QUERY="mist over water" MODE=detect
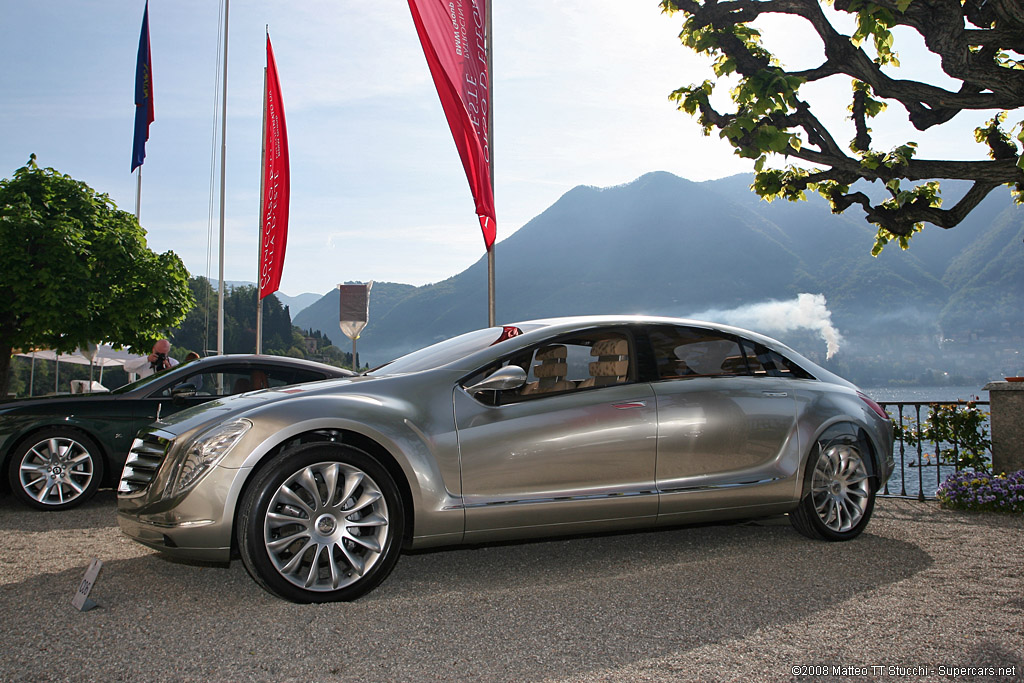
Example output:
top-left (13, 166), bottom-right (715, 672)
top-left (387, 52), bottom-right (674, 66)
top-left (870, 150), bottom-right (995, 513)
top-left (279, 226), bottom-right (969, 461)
top-left (688, 293), bottom-right (843, 359)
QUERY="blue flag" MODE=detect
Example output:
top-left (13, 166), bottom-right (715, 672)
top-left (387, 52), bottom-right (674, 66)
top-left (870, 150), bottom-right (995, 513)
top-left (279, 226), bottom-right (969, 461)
top-left (132, 1), bottom-right (154, 172)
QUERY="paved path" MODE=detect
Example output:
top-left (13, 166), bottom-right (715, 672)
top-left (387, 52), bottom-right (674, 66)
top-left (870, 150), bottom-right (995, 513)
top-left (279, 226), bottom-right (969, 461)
top-left (0, 493), bottom-right (1020, 682)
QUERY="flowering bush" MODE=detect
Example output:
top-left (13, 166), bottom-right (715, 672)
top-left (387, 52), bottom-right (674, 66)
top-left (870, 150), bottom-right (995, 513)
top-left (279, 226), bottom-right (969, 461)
top-left (896, 401), bottom-right (992, 473)
top-left (936, 470), bottom-right (1024, 514)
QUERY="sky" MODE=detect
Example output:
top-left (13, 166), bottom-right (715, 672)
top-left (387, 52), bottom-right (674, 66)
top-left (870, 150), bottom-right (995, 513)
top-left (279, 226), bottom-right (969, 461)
top-left (0, 1), bottom-right (997, 297)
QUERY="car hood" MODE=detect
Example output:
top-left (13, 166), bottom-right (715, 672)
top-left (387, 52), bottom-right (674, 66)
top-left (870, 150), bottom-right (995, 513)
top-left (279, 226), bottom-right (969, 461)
top-left (146, 374), bottom-right (385, 436)
top-left (0, 393), bottom-right (120, 414)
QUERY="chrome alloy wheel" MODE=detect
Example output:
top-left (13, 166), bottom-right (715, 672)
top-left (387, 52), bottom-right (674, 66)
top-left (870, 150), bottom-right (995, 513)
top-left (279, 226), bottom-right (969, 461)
top-left (263, 461), bottom-right (390, 592)
top-left (810, 444), bottom-right (871, 533)
top-left (18, 436), bottom-right (96, 506)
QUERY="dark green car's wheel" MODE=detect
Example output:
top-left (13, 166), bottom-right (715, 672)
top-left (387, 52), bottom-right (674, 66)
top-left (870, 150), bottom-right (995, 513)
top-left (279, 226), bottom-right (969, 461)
top-left (790, 436), bottom-right (875, 541)
top-left (8, 428), bottom-right (105, 511)
top-left (237, 442), bottom-right (404, 603)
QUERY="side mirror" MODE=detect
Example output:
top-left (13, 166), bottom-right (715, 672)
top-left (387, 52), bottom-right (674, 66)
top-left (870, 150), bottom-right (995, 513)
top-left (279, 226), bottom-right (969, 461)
top-left (465, 365), bottom-right (527, 394)
top-left (171, 383), bottom-right (198, 402)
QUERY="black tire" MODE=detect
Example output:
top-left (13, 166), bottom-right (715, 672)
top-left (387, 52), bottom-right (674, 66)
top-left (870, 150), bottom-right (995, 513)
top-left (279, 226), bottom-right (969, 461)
top-left (790, 435), bottom-right (875, 541)
top-left (237, 442), bottom-right (404, 603)
top-left (7, 428), bottom-right (105, 511)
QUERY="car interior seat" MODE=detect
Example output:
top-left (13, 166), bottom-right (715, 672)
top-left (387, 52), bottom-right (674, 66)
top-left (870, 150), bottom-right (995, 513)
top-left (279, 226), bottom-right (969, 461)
top-left (579, 338), bottom-right (629, 388)
top-left (521, 344), bottom-right (576, 395)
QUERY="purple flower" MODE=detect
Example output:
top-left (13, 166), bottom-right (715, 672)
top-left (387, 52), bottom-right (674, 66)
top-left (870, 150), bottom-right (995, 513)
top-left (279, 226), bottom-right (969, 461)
top-left (937, 469), bottom-right (1024, 514)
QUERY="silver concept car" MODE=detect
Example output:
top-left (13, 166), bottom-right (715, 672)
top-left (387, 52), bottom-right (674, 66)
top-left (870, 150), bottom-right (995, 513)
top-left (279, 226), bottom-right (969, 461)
top-left (117, 316), bottom-right (894, 603)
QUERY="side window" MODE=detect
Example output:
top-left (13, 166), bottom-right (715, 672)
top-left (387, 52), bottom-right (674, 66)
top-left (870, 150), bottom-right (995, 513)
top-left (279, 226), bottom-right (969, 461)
top-left (222, 370), bottom-right (265, 394)
top-left (159, 370), bottom-right (228, 397)
top-left (161, 367), bottom-right (294, 397)
top-left (737, 340), bottom-right (770, 376)
top-left (273, 368), bottom-right (331, 386)
top-left (466, 330), bottom-right (634, 404)
top-left (773, 352), bottom-right (814, 379)
top-left (738, 341), bottom-right (815, 379)
top-left (650, 326), bottom-right (747, 379)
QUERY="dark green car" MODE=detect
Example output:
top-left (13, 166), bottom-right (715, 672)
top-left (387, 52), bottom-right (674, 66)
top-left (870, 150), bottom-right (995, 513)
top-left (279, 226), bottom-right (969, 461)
top-left (1, 355), bottom-right (353, 510)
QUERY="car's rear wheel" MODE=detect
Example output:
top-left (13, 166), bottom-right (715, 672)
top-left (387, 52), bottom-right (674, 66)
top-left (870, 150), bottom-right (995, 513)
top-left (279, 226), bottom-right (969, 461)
top-left (790, 436), bottom-right (875, 541)
top-left (237, 442), bottom-right (404, 603)
top-left (7, 428), bottom-right (105, 511)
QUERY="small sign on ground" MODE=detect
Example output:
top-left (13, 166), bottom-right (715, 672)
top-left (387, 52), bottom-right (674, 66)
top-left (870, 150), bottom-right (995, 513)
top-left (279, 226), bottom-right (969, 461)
top-left (72, 558), bottom-right (103, 612)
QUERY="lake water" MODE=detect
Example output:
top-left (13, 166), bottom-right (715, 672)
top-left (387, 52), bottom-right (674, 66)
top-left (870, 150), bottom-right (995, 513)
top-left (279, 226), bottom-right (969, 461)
top-left (862, 385), bottom-right (989, 403)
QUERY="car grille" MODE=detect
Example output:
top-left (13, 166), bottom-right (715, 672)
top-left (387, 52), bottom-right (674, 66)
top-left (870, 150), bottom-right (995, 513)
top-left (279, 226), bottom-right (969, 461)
top-left (118, 431), bottom-right (174, 496)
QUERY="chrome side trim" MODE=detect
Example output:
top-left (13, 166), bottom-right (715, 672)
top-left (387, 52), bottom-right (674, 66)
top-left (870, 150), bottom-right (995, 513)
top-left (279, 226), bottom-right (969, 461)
top-left (460, 489), bottom-right (658, 509)
top-left (660, 477), bottom-right (782, 494)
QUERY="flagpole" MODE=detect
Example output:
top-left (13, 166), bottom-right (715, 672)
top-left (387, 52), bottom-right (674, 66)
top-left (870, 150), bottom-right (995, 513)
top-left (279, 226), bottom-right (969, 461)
top-left (131, 0), bottom-right (151, 223)
top-left (486, 0), bottom-right (495, 328)
top-left (134, 168), bottom-right (142, 222)
top-left (217, 0), bottom-right (230, 356)
top-left (256, 36), bottom-right (268, 355)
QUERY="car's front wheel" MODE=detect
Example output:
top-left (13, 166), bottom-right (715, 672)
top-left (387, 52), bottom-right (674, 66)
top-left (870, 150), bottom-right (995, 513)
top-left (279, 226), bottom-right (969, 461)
top-left (790, 436), bottom-right (875, 541)
top-left (7, 428), bottom-right (105, 511)
top-left (237, 442), bottom-right (404, 603)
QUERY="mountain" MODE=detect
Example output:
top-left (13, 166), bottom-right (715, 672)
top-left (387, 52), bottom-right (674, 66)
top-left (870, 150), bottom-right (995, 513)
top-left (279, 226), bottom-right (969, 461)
top-left (274, 292), bottom-right (321, 317)
top-left (293, 172), bottom-right (1024, 383)
top-left (207, 279), bottom-right (320, 317)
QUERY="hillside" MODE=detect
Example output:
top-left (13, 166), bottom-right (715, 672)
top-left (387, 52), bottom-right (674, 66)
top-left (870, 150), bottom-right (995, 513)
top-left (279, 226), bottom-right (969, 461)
top-left (293, 172), bottom-right (1024, 383)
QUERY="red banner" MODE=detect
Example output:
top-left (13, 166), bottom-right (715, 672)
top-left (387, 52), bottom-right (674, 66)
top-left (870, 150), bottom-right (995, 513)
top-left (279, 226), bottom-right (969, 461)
top-left (408, 0), bottom-right (496, 250)
top-left (259, 34), bottom-right (290, 300)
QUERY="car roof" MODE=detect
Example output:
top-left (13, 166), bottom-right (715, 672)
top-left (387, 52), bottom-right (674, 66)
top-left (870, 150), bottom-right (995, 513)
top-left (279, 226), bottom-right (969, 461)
top-left (179, 354), bottom-right (352, 374)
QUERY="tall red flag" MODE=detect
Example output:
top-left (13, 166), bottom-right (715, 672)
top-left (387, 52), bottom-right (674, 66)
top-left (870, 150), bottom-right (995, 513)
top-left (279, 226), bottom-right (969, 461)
top-left (408, 0), bottom-right (496, 250)
top-left (259, 34), bottom-right (290, 300)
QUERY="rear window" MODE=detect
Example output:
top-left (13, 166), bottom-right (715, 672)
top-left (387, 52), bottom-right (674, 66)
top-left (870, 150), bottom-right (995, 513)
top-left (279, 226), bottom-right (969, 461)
top-left (650, 326), bottom-right (746, 378)
top-left (650, 325), bottom-right (814, 380)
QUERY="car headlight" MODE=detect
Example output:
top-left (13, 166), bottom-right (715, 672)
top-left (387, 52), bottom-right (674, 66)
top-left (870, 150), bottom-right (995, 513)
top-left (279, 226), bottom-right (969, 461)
top-left (168, 419), bottom-right (252, 497)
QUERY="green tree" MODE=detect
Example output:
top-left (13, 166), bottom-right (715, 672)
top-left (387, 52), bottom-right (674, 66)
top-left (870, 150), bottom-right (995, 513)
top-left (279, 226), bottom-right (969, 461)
top-left (169, 276), bottom-right (218, 356)
top-left (169, 278), bottom-right (296, 356)
top-left (662, 0), bottom-right (1024, 253)
top-left (221, 284), bottom-right (293, 354)
top-left (0, 156), bottom-right (194, 397)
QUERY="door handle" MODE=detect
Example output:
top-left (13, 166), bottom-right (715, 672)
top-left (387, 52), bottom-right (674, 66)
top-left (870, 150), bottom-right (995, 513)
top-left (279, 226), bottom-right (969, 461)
top-left (762, 391), bottom-right (788, 398)
top-left (612, 401), bottom-right (647, 409)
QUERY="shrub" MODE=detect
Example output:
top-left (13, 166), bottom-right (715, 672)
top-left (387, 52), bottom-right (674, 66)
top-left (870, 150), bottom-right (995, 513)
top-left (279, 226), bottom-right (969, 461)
top-left (936, 470), bottom-right (1024, 514)
top-left (895, 401), bottom-right (992, 473)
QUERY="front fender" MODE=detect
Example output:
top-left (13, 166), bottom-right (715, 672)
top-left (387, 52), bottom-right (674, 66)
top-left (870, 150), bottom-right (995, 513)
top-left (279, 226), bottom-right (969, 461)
top-left (0, 415), bottom-right (109, 468)
top-left (220, 392), bottom-right (464, 543)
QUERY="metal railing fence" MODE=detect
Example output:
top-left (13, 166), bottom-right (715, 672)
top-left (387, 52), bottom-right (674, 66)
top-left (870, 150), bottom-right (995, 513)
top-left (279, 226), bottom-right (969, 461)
top-left (878, 400), bottom-right (990, 501)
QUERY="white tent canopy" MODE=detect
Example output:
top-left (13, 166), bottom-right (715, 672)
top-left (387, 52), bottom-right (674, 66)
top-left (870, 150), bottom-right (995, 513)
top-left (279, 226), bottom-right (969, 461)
top-left (14, 344), bottom-right (145, 396)
top-left (16, 345), bottom-right (138, 367)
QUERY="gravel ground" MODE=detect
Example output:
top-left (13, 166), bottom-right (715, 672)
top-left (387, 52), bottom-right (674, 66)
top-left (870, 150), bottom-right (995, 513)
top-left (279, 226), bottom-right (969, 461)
top-left (0, 491), bottom-right (1020, 683)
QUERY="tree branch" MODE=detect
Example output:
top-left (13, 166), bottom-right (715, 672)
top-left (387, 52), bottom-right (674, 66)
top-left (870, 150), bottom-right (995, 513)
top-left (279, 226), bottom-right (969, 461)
top-left (663, 0), bottom-right (1024, 244)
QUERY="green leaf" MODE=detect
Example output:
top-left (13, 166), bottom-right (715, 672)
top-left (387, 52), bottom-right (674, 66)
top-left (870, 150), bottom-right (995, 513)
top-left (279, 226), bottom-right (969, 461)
top-left (0, 158), bottom-right (195, 370)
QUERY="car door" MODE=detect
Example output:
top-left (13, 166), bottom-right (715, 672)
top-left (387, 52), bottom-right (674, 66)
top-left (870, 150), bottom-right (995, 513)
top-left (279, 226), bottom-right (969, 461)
top-left (454, 328), bottom-right (658, 540)
top-left (127, 364), bottom-right (271, 442)
top-left (647, 324), bottom-right (802, 522)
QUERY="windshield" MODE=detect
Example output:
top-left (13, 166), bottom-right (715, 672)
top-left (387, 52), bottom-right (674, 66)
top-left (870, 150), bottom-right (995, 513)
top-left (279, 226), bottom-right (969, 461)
top-left (109, 361), bottom-right (196, 394)
top-left (367, 325), bottom-right (538, 376)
